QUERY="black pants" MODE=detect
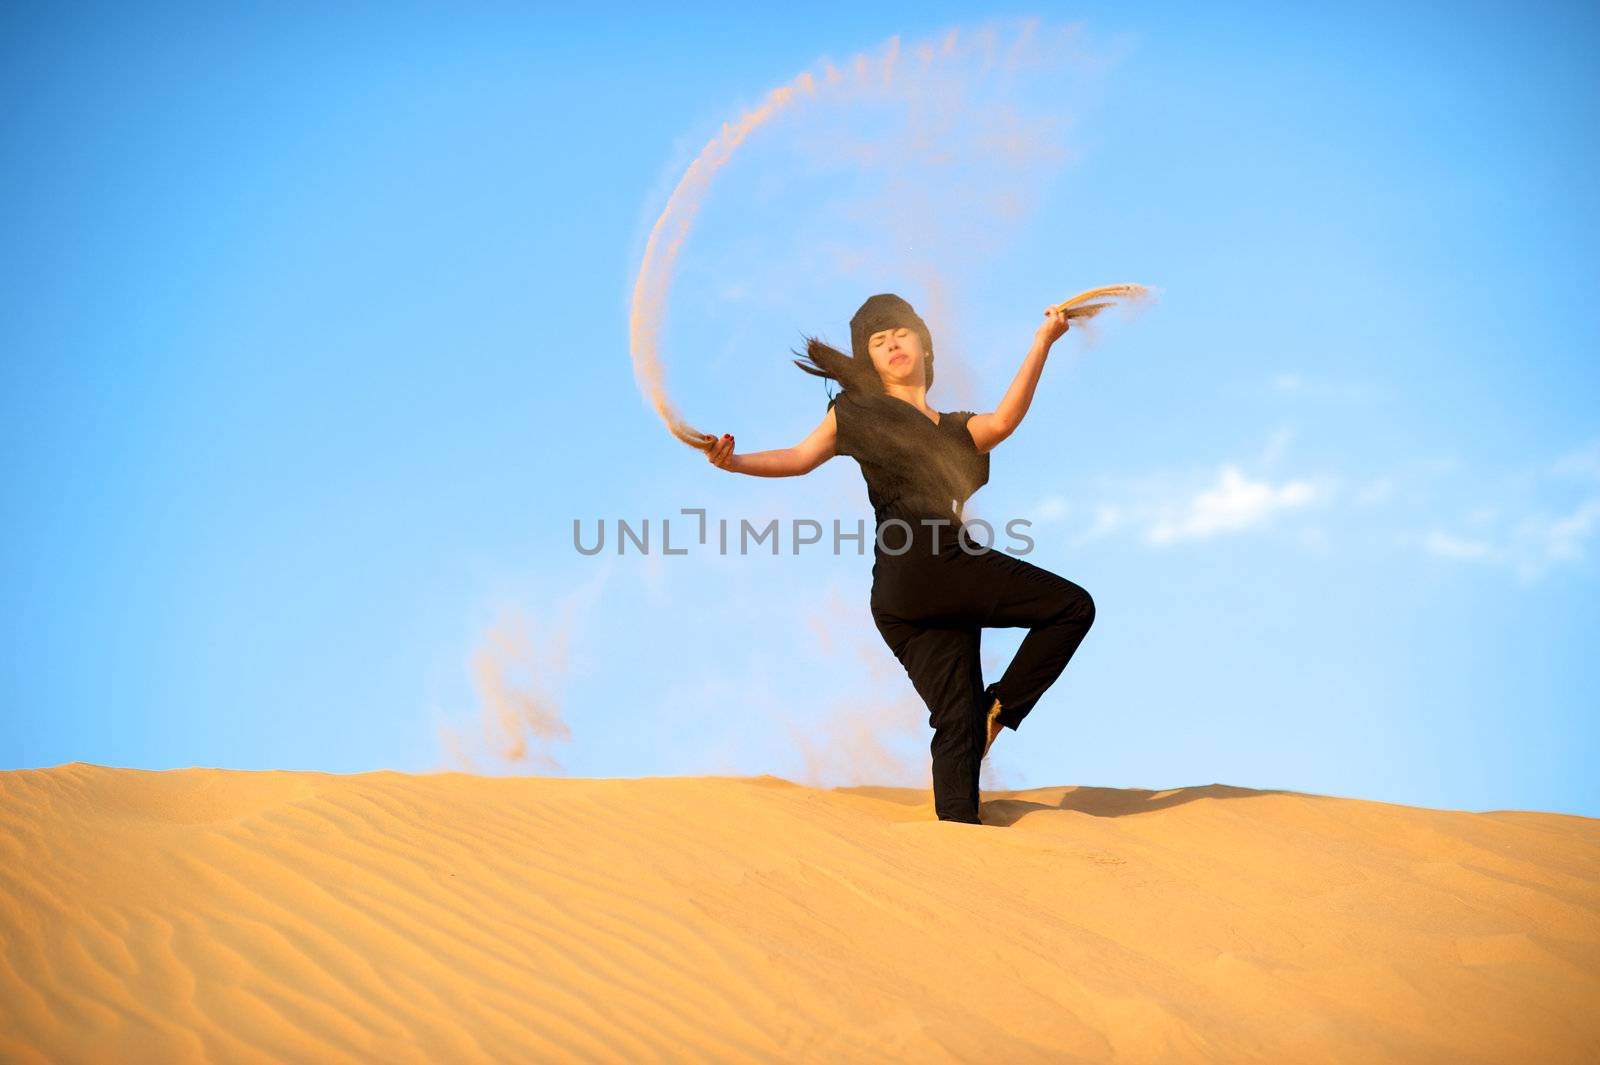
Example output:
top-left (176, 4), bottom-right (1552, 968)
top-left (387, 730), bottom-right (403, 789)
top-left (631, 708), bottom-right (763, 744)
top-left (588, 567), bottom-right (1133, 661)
top-left (869, 536), bottom-right (1096, 824)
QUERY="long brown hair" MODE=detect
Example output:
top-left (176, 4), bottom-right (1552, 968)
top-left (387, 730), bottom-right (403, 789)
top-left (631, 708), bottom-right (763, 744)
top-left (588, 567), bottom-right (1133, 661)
top-left (790, 334), bottom-right (935, 401)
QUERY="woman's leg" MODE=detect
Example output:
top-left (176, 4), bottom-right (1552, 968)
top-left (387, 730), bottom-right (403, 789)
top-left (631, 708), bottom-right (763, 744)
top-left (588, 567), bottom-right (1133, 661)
top-left (871, 613), bottom-right (986, 823)
top-left (867, 548), bottom-right (1094, 823)
top-left (970, 551), bottom-right (1096, 733)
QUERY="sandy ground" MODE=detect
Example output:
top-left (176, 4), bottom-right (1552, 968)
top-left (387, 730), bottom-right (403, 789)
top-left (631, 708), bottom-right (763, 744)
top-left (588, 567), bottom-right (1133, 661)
top-left (1, 763), bottom-right (1596, 1064)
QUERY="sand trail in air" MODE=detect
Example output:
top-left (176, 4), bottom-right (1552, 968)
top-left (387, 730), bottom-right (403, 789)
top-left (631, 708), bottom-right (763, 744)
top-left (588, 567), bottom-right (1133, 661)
top-left (628, 19), bottom-right (1152, 451)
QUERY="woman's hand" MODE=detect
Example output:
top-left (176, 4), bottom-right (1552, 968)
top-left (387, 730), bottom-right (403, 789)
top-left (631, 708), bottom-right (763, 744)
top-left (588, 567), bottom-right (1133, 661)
top-left (706, 432), bottom-right (737, 471)
top-left (1034, 306), bottom-right (1071, 349)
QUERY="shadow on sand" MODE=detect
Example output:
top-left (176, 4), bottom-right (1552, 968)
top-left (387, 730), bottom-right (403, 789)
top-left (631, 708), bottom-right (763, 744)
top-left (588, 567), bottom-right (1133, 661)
top-left (828, 781), bottom-right (1318, 826)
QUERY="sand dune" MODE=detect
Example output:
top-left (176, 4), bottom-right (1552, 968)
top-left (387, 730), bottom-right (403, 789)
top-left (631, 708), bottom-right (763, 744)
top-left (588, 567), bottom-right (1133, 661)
top-left (2, 764), bottom-right (1597, 1063)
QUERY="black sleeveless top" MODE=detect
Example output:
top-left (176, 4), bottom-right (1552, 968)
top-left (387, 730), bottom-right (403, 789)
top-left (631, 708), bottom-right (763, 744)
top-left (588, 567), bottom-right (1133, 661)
top-left (829, 388), bottom-right (990, 559)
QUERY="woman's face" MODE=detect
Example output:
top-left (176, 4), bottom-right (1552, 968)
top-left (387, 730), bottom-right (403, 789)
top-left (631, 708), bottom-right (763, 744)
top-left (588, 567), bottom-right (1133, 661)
top-left (867, 325), bottom-right (926, 386)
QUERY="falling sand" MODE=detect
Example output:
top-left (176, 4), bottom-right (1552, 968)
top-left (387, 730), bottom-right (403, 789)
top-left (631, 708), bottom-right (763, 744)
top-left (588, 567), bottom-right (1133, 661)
top-left (435, 606), bottom-right (573, 775)
top-left (626, 19), bottom-right (1157, 454)
top-left (4, 763), bottom-right (1597, 1063)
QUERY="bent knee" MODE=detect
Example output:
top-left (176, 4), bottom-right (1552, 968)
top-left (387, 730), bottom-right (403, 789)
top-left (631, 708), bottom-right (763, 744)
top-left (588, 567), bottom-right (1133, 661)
top-left (1055, 587), bottom-right (1095, 625)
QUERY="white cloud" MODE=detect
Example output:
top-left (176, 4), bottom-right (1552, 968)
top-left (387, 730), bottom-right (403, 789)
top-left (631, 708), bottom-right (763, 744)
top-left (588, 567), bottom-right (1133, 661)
top-left (1034, 428), bottom-right (1598, 581)
top-left (1059, 427), bottom-right (1327, 549)
top-left (1065, 502), bottom-right (1123, 546)
top-left (1033, 495), bottom-right (1070, 521)
top-left (1413, 440), bottom-right (1600, 582)
top-left (1144, 464), bottom-right (1320, 545)
top-left (1513, 497), bottom-right (1600, 577)
top-left (1422, 531), bottom-right (1494, 561)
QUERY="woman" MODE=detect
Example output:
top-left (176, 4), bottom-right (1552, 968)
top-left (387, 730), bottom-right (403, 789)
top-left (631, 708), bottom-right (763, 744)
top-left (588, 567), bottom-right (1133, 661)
top-left (704, 293), bottom-right (1097, 825)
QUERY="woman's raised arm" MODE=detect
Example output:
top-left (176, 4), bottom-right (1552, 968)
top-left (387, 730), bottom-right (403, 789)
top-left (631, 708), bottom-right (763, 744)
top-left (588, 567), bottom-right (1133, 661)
top-left (706, 407), bottom-right (838, 477)
top-left (966, 307), bottom-right (1071, 454)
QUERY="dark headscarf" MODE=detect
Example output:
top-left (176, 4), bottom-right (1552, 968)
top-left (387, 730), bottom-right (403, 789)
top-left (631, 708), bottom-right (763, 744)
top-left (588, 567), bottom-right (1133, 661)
top-left (792, 292), bottom-right (936, 397)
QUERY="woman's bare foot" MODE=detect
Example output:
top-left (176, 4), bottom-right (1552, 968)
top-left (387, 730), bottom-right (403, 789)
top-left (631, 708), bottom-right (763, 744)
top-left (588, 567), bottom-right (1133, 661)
top-left (982, 697), bottom-right (1004, 758)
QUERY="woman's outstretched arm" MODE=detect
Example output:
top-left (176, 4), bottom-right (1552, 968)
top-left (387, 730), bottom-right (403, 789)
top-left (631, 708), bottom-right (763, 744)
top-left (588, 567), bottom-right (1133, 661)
top-left (965, 307), bottom-right (1071, 454)
top-left (705, 407), bottom-right (838, 477)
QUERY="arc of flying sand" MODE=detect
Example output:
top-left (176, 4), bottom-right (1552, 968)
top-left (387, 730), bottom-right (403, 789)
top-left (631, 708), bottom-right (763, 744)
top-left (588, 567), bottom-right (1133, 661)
top-left (628, 22), bottom-right (1156, 452)
top-left (628, 24), bottom-right (1032, 452)
top-left (628, 71), bottom-right (822, 450)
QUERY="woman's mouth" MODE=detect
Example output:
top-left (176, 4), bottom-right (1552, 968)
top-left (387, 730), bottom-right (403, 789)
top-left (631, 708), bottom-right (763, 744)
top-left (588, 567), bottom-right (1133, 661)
top-left (890, 353), bottom-right (907, 365)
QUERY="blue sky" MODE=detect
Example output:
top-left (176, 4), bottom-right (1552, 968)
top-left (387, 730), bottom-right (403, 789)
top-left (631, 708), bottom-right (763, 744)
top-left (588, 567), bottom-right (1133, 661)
top-left (4, 2), bottom-right (1597, 817)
